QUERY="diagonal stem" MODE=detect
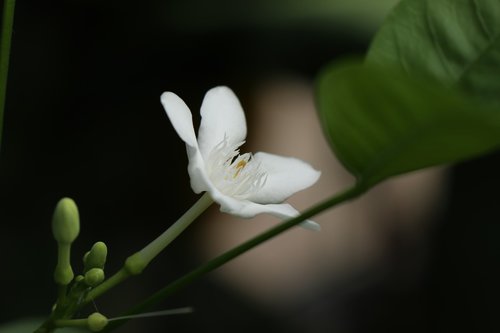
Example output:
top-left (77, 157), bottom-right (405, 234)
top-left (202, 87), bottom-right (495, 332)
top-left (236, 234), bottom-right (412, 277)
top-left (84, 193), bottom-right (213, 304)
top-left (0, 0), bottom-right (16, 151)
top-left (102, 184), bottom-right (366, 332)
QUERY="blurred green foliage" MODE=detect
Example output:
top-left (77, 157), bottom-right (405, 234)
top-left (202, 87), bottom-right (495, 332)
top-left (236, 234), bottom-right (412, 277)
top-left (367, 0), bottom-right (500, 102)
top-left (318, 0), bottom-right (500, 188)
top-left (317, 61), bottom-right (500, 188)
top-left (165, 0), bottom-right (399, 32)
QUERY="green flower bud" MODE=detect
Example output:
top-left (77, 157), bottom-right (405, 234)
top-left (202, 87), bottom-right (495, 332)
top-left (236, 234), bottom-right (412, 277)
top-left (84, 268), bottom-right (105, 287)
top-left (84, 241), bottom-right (107, 272)
top-left (87, 312), bottom-right (108, 332)
top-left (83, 251), bottom-right (90, 263)
top-left (52, 198), bottom-right (80, 244)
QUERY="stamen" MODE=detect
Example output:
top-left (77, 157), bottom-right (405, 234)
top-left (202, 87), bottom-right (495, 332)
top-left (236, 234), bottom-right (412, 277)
top-left (233, 160), bottom-right (247, 178)
top-left (207, 136), bottom-right (267, 199)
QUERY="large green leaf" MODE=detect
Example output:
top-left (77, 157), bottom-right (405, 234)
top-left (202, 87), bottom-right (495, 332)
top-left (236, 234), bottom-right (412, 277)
top-left (316, 61), bottom-right (500, 188)
top-left (366, 0), bottom-right (500, 102)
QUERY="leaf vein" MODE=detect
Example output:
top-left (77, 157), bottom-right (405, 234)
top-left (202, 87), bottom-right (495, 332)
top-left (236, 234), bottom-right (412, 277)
top-left (457, 0), bottom-right (500, 85)
top-left (423, 1), bottom-right (456, 81)
top-left (471, 0), bottom-right (491, 37)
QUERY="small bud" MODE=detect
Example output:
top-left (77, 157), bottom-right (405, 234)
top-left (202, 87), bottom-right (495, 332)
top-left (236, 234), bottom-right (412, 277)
top-left (83, 251), bottom-right (90, 263)
top-left (84, 268), bottom-right (105, 287)
top-left (52, 198), bottom-right (80, 244)
top-left (84, 242), bottom-right (107, 272)
top-left (87, 312), bottom-right (108, 332)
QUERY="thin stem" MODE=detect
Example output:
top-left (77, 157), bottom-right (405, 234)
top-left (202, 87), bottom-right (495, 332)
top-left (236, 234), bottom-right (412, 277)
top-left (54, 243), bottom-right (73, 285)
top-left (107, 307), bottom-right (193, 322)
top-left (0, 0), bottom-right (16, 151)
top-left (83, 268), bottom-right (130, 303)
top-left (54, 318), bottom-right (87, 329)
top-left (83, 193), bottom-right (213, 303)
top-left (102, 184), bottom-right (366, 332)
top-left (138, 192), bottom-right (213, 265)
top-left (57, 285), bottom-right (67, 305)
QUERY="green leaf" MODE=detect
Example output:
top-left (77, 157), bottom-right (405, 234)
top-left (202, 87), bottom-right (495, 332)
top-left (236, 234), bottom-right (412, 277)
top-left (366, 0), bottom-right (500, 102)
top-left (316, 60), bottom-right (500, 188)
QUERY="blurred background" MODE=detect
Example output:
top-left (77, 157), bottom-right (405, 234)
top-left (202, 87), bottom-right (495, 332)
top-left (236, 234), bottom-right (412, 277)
top-left (0, 0), bottom-right (499, 332)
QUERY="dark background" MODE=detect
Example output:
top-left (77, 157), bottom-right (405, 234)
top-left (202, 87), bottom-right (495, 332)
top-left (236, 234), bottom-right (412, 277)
top-left (0, 0), bottom-right (499, 332)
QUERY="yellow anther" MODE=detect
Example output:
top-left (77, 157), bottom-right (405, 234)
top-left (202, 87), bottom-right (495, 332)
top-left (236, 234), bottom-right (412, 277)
top-left (234, 160), bottom-right (247, 178)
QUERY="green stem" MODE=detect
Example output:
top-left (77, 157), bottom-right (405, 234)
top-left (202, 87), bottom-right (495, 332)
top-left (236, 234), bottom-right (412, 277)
top-left (0, 0), bottom-right (16, 151)
top-left (83, 193), bottom-right (213, 303)
top-left (54, 318), bottom-right (87, 329)
top-left (136, 192), bottom-right (213, 266)
top-left (83, 268), bottom-right (130, 303)
top-left (102, 184), bottom-right (366, 332)
top-left (57, 285), bottom-right (67, 305)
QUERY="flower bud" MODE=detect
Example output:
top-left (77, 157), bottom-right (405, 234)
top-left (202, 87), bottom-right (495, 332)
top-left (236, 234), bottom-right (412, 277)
top-left (84, 268), bottom-right (105, 287)
top-left (84, 241), bottom-right (107, 272)
top-left (83, 251), bottom-right (90, 263)
top-left (87, 312), bottom-right (108, 332)
top-left (74, 274), bottom-right (84, 283)
top-left (52, 198), bottom-right (80, 244)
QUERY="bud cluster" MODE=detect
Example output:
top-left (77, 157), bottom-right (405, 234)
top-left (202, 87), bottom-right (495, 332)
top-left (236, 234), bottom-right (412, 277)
top-left (46, 198), bottom-right (110, 332)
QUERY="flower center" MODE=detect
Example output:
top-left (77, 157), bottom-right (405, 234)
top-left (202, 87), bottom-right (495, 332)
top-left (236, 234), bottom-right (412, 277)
top-left (206, 136), bottom-right (267, 199)
top-left (233, 160), bottom-right (247, 178)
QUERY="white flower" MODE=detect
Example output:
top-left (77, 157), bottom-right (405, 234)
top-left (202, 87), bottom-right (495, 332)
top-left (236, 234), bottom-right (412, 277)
top-left (161, 86), bottom-right (321, 230)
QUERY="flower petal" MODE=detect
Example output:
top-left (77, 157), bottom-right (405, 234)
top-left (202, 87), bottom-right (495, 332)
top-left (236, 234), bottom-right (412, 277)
top-left (186, 145), bottom-right (212, 194)
top-left (247, 152), bottom-right (321, 204)
top-left (160, 92), bottom-right (213, 194)
top-left (256, 202), bottom-right (320, 231)
top-left (161, 92), bottom-right (198, 148)
top-left (206, 188), bottom-right (320, 231)
top-left (198, 86), bottom-right (247, 158)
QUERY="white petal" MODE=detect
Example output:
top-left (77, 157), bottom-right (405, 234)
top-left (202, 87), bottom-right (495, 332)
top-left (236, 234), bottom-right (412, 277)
top-left (209, 188), bottom-right (249, 216)
top-left (206, 189), bottom-right (320, 231)
top-left (186, 145), bottom-right (212, 194)
top-left (161, 92), bottom-right (198, 147)
top-left (198, 86), bottom-right (247, 158)
top-left (256, 203), bottom-right (321, 231)
top-left (247, 152), bottom-right (321, 204)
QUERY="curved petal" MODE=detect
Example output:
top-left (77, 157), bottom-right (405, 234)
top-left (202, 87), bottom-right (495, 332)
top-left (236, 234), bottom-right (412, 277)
top-left (246, 152), bottom-right (321, 204)
top-left (207, 189), bottom-right (320, 231)
top-left (186, 145), bottom-right (212, 194)
top-left (198, 86), bottom-right (247, 158)
top-left (254, 202), bottom-right (320, 231)
top-left (160, 92), bottom-right (198, 147)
